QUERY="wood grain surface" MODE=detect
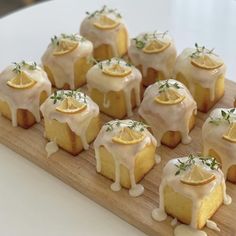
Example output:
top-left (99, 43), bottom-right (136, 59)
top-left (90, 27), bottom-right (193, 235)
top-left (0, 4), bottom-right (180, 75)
top-left (0, 79), bottom-right (235, 236)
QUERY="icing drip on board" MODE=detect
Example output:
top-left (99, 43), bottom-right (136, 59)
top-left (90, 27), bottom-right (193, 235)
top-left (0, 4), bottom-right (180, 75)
top-left (40, 90), bottom-right (99, 150)
top-left (80, 6), bottom-right (129, 56)
top-left (87, 58), bottom-right (142, 117)
top-left (174, 48), bottom-right (226, 101)
top-left (45, 141), bottom-right (59, 157)
top-left (0, 62), bottom-right (51, 127)
top-left (138, 79), bottom-right (197, 146)
top-left (42, 34), bottom-right (93, 89)
top-left (128, 31), bottom-right (177, 78)
top-left (202, 108), bottom-right (236, 178)
top-left (94, 120), bottom-right (157, 197)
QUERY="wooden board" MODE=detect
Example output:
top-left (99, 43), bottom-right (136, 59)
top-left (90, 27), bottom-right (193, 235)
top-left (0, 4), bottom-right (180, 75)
top-left (0, 79), bottom-right (236, 236)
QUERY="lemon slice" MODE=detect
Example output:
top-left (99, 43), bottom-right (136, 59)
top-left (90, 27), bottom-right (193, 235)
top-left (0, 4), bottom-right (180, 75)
top-left (93, 15), bottom-right (120, 30)
top-left (7, 72), bottom-right (36, 89)
top-left (222, 123), bottom-right (236, 143)
top-left (191, 54), bottom-right (223, 70)
top-left (155, 89), bottom-right (185, 105)
top-left (56, 97), bottom-right (87, 114)
top-left (102, 64), bottom-right (132, 77)
top-left (112, 127), bottom-right (145, 145)
top-left (53, 39), bottom-right (78, 56)
top-left (180, 165), bottom-right (216, 186)
top-left (142, 40), bottom-right (170, 54)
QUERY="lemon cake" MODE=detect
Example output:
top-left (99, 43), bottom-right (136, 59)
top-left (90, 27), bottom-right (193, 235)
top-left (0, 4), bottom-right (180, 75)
top-left (42, 33), bottom-right (93, 89)
top-left (128, 31), bottom-right (177, 87)
top-left (94, 119), bottom-right (157, 197)
top-left (138, 79), bottom-right (197, 148)
top-left (0, 61), bottom-right (51, 128)
top-left (152, 155), bottom-right (231, 230)
top-left (80, 6), bottom-right (129, 61)
top-left (174, 43), bottom-right (226, 113)
top-left (40, 90), bottom-right (100, 155)
top-left (202, 108), bottom-right (236, 183)
top-left (87, 58), bottom-right (141, 118)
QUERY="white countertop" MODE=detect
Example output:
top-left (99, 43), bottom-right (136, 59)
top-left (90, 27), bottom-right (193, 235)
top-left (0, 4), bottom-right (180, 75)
top-left (0, 0), bottom-right (236, 235)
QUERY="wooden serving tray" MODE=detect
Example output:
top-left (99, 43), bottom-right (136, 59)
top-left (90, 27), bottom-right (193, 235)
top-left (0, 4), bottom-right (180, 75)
top-left (0, 79), bottom-right (235, 236)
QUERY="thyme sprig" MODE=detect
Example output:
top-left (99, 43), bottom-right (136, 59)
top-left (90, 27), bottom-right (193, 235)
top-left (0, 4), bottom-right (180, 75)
top-left (50, 89), bottom-right (87, 104)
top-left (175, 154), bottom-right (220, 175)
top-left (133, 30), bottom-right (169, 50)
top-left (51, 33), bottom-right (85, 46)
top-left (105, 120), bottom-right (149, 132)
top-left (190, 43), bottom-right (216, 59)
top-left (12, 61), bottom-right (37, 74)
top-left (97, 58), bottom-right (132, 70)
top-left (209, 109), bottom-right (236, 125)
top-left (158, 80), bottom-right (181, 93)
top-left (86, 5), bottom-right (122, 19)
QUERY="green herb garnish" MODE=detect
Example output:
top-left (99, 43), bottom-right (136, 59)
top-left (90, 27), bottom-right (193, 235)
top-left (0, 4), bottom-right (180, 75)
top-left (86, 5), bottom-right (122, 19)
top-left (104, 120), bottom-right (149, 132)
top-left (158, 80), bottom-right (181, 93)
top-left (209, 109), bottom-right (236, 125)
top-left (50, 89), bottom-right (87, 104)
top-left (12, 61), bottom-right (37, 74)
top-left (190, 43), bottom-right (216, 59)
top-left (133, 30), bottom-right (168, 50)
top-left (175, 154), bottom-right (220, 175)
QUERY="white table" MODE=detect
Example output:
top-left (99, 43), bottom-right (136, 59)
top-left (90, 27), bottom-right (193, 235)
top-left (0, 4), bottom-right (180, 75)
top-left (0, 0), bottom-right (236, 235)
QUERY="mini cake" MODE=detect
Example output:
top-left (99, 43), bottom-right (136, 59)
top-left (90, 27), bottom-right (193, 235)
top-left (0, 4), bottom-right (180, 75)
top-left (42, 33), bottom-right (93, 89)
top-left (80, 6), bottom-right (129, 61)
top-left (152, 155), bottom-right (231, 230)
top-left (128, 31), bottom-right (177, 87)
top-left (40, 90), bottom-right (100, 155)
top-left (138, 79), bottom-right (197, 148)
top-left (202, 108), bottom-right (236, 183)
top-left (94, 119), bottom-right (157, 197)
top-left (174, 43), bottom-right (226, 113)
top-left (0, 61), bottom-right (51, 128)
top-left (87, 58), bottom-right (141, 118)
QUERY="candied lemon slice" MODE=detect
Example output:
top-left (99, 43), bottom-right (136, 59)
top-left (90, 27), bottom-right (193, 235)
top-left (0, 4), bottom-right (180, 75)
top-left (112, 127), bottom-right (145, 145)
top-left (102, 64), bottom-right (132, 77)
top-left (222, 123), bottom-right (236, 143)
top-left (155, 89), bottom-right (185, 105)
top-left (53, 39), bottom-right (78, 56)
top-left (56, 97), bottom-right (87, 114)
top-left (180, 165), bottom-right (216, 186)
top-left (93, 15), bottom-right (119, 30)
top-left (7, 72), bottom-right (36, 89)
top-left (191, 54), bottom-right (223, 70)
top-left (142, 40), bottom-right (170, 54)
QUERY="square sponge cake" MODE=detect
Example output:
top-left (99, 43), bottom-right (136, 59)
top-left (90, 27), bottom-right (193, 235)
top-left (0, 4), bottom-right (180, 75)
top-left (40, 90), bottom-right (100, 156)
top-left (152, 155), bottom-right (230, 229)
top-left (0, 61), bottom-right (51, 128)
top-left (94, 119), bottom-right (157, 197)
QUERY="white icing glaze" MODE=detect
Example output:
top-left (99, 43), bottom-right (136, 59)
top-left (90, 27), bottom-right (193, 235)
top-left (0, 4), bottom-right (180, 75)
top-left (42, 34), bottom-right (93, 89)
top-left (174, 224), bottom-right (207, 236)
top-left (202, 108), bottom-right (236, 177)
top-left (171, 218), bottom-right (178, 227)
top-left (138, 79), bottom-right (197, 146)
top-left (152, 156), bottom-right (229, 229)
top-left (0, 63), bottom-right (51, 127)
top-left (45, 141), bottom-right (59, 157)
top-left (174, 48), bottom-right (226, 101)
top-left (155, 154), bottom-right (161, 164)
top-left (80, 6), bottom-right (129, 56)
top-left (87, 58), bottom-right (142, 117)
top-left (206, 220), bottom-right (220, 232)
top-left (128, 31), bottom-right (177, 78)
top-left (40, 91), bottom-right (99, 150)
top-left (94, 119), bottom-right (157, 197)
